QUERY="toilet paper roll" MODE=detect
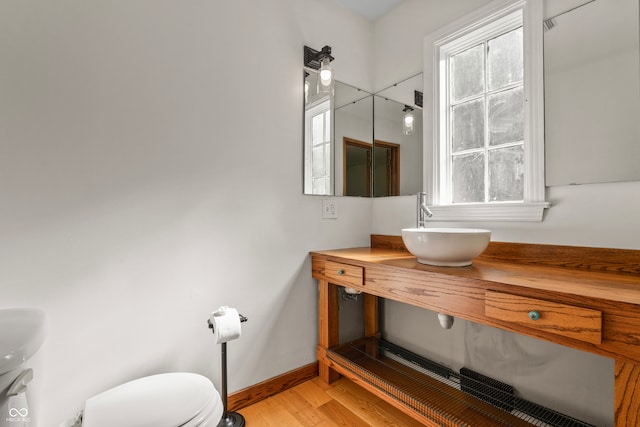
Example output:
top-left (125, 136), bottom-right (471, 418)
top-left (209, 306), bottom-right (242, 344)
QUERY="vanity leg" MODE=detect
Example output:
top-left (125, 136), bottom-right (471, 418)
top-left (614, 360), bottom-right (640, 426)
top-left (364, 293), bottom-right (379, 337)
top-left (363, 294), bottom-right (379, 357)
top-left (317, 279), bottom-right (340, 383)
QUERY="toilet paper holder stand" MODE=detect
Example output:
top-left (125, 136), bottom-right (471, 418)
top-left (208, 312), bottom-right (248, 427)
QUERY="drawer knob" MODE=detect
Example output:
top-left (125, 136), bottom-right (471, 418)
top-left (528, 310), bottom-right (541, 321)
top-left (337, 269), bottom-right (345, 275)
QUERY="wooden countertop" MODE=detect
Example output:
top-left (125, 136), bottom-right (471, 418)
top-left (311, 236), bottom-right (640, 364)
top-left (312, 246), bottom-right (640, 305)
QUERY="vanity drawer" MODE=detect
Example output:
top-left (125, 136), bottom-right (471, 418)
top-left (485, 290), bottom-right (602, 345)
top-left (325, 261), bottom-right (364, 288)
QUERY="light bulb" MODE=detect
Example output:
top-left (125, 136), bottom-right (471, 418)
top-left (320, 69), bottom-right (332, 85)
top-left (403, 108), bottom-right (415, 135)
top-left (318, 57), bottom-right (333, 95)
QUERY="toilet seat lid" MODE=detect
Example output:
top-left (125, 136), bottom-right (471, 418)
top-left (82, 372), bottom-right (220, 427)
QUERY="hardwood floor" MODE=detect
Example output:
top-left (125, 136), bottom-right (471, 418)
top-left (237, 376), bottom-right (423, 426)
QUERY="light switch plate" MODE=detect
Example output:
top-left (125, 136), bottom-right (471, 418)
top-left (322, 199), bottom-right (338, 219)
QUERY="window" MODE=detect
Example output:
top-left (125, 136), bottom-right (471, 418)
top-left (424, 0), bottom-right (548, 221)
top-left (304, 99), bottom-right (332, 195)
top-left (450, 26), bottom-right (524, 203)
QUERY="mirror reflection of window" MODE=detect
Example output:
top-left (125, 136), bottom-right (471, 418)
top-left (304, 70), bottom-right (334, 195)
top-left (304, 100), bottom-right (332, 195)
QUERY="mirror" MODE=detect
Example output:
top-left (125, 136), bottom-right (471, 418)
top-left (303, 70), bottom-right (423, 196)
top-left (374, 74), bottom-right (423, 197)
top-left (335, 82), bottom-right (374, 196)
top-left (303, 70), bottom-right (373, 196)
top-left (544, 0), bottom-right (640, 186)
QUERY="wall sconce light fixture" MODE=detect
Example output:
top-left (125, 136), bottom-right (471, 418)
top-left (402, 105), bottom-right (415, 135)
top-left (304, 45), bottom-right (334, 95)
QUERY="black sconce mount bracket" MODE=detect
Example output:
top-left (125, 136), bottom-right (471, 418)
top-left (304, 45), bottom-right (334, 70)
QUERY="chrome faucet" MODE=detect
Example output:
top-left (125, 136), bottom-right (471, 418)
top-left (417, 192), bottom-right (433, 228)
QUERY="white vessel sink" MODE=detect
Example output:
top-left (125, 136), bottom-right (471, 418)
top-left (0, 308), bottom-right (46, 374)
top-left (401, 228), bottom-right (491, 267)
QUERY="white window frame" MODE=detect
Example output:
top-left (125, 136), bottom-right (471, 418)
top-left (424, 0), bottom-right (548, 222)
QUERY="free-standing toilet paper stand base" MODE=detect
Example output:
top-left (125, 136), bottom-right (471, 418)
top-left (217, 341), bottom-right (245, 427)
top-left (208, 312), bottom-right (248, 427)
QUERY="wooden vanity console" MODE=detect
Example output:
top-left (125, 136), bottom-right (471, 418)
top-left (311, 235), bottom-right (640, 426)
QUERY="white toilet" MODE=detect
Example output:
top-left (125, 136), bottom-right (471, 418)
top-left (0, 308), bottom-right (224, 427)
top-left (73, 372), bottom-right (224, 427)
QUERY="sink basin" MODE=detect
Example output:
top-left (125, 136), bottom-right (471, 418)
top-left (0, 308), bottom-right (46, 374)
top-left (401, 228), bottom-right (491, 267)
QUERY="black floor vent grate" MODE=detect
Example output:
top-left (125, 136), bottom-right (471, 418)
top-left (328, 338), bottom-right (598, 427)
top-left (460, 367), bottom-right (515, 412)
top-left (458, 367), bottom-right (594, 427)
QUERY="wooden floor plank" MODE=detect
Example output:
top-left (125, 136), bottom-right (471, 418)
top-left (270, 388), bottom-right (330, 426)
top-left (238, 377), bottom-right (423, 426)
top-left (236, 399), bottom-right (273, 426)
top-left (317, 399), bottom-right (372, 427)
top-left (237, 396), bottom-right (303, 427)
top-left (327, 379), bottom-right (424, 427)
top-left (292, 377), bottom-right (334, 408)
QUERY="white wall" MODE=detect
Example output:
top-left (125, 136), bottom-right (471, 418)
top-left (0, 0), bottom-right (374, 424)
top-left (373, 0), bottom-right (495, 91)
top-left (372, 1), bottom-right (640, 425)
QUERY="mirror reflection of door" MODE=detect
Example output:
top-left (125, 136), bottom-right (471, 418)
top-left (343, 137), bottom-right (371, 197)
top-left (374, 140), bottom-right (399, 197)
top-left (342, 137), bottom-right (400, 197)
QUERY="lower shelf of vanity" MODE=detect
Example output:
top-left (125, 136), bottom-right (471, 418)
top-left (326, 337), bottom-right (593, 427)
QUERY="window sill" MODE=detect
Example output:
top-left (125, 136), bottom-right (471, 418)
top-left (427, 202), bottom-right (550, 222)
